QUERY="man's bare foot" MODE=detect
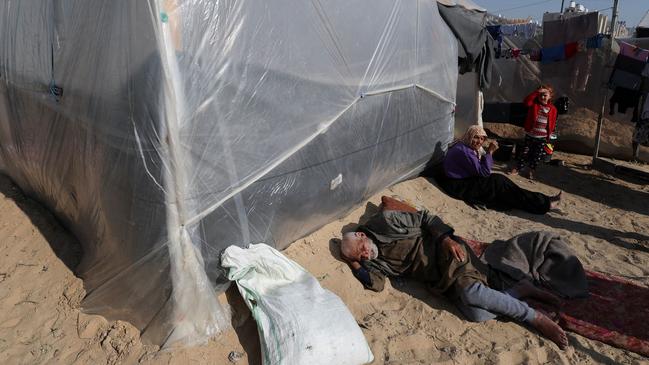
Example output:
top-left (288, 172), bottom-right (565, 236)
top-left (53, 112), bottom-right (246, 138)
top-left (509, 168), bottom-right (519, 176)
top-left (549, 191), bottom-right (562, 210)
top-left (531, 311), bottom-right (568, 349)
top-left (511, 280), bottom-right (562, 308)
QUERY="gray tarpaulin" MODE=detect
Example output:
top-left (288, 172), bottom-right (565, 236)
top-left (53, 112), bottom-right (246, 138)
top-left (543, 12), bottom-right (599, 48)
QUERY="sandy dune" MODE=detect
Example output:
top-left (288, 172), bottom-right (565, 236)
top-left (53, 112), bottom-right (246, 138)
top-left (1, 151), bottom-right (648, 364)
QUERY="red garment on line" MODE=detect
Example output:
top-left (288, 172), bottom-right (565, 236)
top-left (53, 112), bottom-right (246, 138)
top-left (564, 42), bottom-right (578, 59)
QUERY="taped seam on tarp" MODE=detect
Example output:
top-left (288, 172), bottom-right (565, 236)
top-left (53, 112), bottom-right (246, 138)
top-left (257, 109), bottom-right (454, 182)
top-left (415, 84), bottom-right (457, 105)
top-left (362, 83), bottom-right (456, 105)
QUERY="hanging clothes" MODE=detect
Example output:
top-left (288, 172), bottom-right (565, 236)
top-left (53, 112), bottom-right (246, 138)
top-left (618, 41), bottom-right (649, 62)
top-left (577, 39), bottom-right (587, 52)
top-left (487, 25), bottom-right (503, 58)
top-left (529, 48), bottom-right (541, 61)
top-left (634, 96), bottom-right (649, 147)
top-left (609, 87), bottom-right (642, 121)
top-left (614, 54), bottom-right (647, 75)
top-left (608, 69), bottom-right (643, 91)
top-left (499, 23), bottom-right (536, 39)
top-left (564, 42), bottom-right (578, 59)
top-left (586, 34), bottom-right (604, 49)
top-left (541, 44), bottom-right (565, 64)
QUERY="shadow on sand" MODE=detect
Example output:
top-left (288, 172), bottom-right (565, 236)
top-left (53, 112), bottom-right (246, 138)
top-left (506, 211), bottom-right (649, 254)
top-left (534, 163), bottom-right (649, 216)
top-left (0, 174), bottom-right (82, 272)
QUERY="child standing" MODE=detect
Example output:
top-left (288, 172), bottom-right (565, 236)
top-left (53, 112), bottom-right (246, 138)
top-left (510, 85), bottom-right (558, 179)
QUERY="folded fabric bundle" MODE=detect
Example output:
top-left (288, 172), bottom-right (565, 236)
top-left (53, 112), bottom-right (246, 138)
top-left (480, 231), bottom-right (588, 298)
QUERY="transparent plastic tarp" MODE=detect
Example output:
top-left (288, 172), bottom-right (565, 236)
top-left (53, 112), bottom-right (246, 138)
top-left (0, 0), bottom-right (458, 346)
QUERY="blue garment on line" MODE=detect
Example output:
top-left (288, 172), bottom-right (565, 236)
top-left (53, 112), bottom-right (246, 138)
top-left (487, 25), bottom-right (503, 58)
top-left (586, 34), bottom-right (604, 49)
top-left (541, 44), bottom-right (565, 64)
top-left (486, 25), bottom-right (501, 40)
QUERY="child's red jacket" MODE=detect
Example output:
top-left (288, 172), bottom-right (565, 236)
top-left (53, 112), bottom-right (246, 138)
top-left (523, 90), bottom-right (557, 141)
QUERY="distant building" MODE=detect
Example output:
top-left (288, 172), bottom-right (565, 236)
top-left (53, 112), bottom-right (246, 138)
top-left (613, 21), bottom-right (628, 38)
top-left (543, 11), bottom-right (608, 35)
top-left (564, 1), bottom-right (588, 13)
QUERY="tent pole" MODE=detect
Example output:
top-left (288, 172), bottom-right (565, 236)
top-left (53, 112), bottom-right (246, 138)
top-left (560, 0), bottom-right (565, 13)
top-left (476, 75), bottom-right (483, 127)
top-left (591, 0), bottom-right (619, 165)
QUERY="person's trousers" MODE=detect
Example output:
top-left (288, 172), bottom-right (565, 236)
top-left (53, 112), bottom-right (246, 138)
top-left (454, 282), bottom-right (536, 324)
top-left (439, 173), bottom-right (551, 214)
top-left (517, 135), bottom-right (546, 170)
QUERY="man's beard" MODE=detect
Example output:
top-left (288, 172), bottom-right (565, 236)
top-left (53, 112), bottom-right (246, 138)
top-left (367, 241), bottom-right (379, 260)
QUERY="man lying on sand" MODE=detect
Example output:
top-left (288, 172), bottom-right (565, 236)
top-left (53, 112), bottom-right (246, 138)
top-left (340, 204), bottom-right (568, 349)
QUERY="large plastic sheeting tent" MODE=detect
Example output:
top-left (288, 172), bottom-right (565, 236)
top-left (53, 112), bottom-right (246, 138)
top-left (0, 0), bottom-right (458, 347)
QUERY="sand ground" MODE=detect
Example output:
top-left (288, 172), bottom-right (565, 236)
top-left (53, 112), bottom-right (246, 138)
top-left (1, 151), bottom-right (648, 365)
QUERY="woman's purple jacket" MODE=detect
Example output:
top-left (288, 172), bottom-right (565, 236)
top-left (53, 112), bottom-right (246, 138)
top-left (443, 142), bottom-right (493, 179)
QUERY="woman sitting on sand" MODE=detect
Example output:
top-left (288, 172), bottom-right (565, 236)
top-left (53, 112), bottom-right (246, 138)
top-left (438, 125), bottom-right (561, 214)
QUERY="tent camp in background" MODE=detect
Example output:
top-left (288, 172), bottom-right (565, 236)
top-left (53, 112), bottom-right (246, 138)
top-left (0, 0), bottom-right (460, 347)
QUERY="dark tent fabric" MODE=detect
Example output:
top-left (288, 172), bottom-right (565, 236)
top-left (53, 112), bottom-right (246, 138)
top-left (437, 3), bottom-right (494, 89)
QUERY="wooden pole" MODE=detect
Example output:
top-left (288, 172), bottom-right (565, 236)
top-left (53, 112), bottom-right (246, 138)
top-left (591, 0), bottom-right (619, 165)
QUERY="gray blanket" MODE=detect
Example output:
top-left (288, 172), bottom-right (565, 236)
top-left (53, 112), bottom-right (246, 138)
top-left (482, 231), bottom-right (588, 298)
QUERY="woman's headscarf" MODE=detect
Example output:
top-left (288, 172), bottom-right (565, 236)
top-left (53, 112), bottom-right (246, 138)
top-left (461, 125), bottom-right (487, 147)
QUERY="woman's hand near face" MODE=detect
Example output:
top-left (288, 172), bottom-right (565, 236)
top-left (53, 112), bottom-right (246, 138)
top-left (487, 141), bottom-right (499, 154)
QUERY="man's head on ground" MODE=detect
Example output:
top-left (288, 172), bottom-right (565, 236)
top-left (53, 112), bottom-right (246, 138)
top-left (340, 232), bottom-right (378, 262)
